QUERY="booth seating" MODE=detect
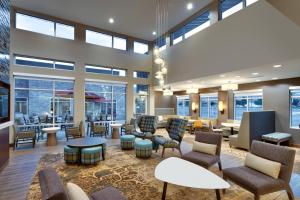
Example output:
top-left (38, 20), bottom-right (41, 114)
top-left (229, 111), bottom-right (275, 150)
top-left (81, 146), bottom-right (102, 165)
top-left (134, 139), bottom-right (152, 158)
top-left (120, 135), bottom-right (136, 150)
top-left (64, 146), bottom-right (79, 163)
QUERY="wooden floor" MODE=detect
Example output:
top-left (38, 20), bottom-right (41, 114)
top-left (0, 136), bottom-right (299, 200)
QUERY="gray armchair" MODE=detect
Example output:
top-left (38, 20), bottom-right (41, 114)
top-left (223, 141), bottom-right (296, 200)
top-left (182, 131), bottom-right (223, 170)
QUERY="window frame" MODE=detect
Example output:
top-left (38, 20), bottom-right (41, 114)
top-left (15, 12), bottom-right (75, 40)
top-left (133, 41), bottom-right (149, 54)
top-left (199, 93), bottom-right (218, 119)
top-left (176, 95), bottom-right (190, 116)
top-left (85, 64), bottom-right (127, 77)
top-left (133, 71), bottom-right (150, 79)
top-left (289, 88), bottom-right (300, 129)
top-left (14, 54), bottom-right (75, 71)
top-left (233, 90), bottom-right (263, 120)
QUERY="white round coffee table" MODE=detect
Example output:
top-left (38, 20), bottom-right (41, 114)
top-left (155, 157), bottom-right (230, 200)
top-left (110, 123), bottom-right (122, 139)
top-left (42, 127), bottom-right (60, 146)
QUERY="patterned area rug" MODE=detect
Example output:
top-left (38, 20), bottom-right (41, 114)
top-left (27, 144), bottom-right (290, 200)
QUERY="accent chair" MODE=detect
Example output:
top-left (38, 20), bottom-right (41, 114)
top-left (223, 140), bottom-right (296, 200)
top-left (13, 123), bottom-right (36, 149)
top-left (65, 121), bottom-right (83, 140)
top-left (90, 122), bottom-right (107, 138)
top-left (182, 131), bottom-right (223, 170)
top-left (132, 115), bottom-right (158, 140)
top-left (154, 118), bottom-right (188, 158)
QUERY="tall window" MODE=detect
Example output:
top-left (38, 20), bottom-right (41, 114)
top-left (176, 96), bottom-right (190, 116)
top-left (86, 30), bottom-right (112, 48)
top-left (16, 13), bottom-right (74, 40)
top-left (85, 65), bottom-right (126, 77)
top-left (234, 90), bottom-right (263, 120)
top-left (133, 41), bottom-right (149, 54)
top-left (134, 84), bottom-right (149, 115)
top-left (133, 71), bottom-right (150, 79)
top-left (220, 0), bottom-right (244, 19)
top-left (85, 82), bottom-right (126, 122)
top-left (14, 77), bottom-right (74, 125)
top-left (200, 93), bottom-right (218, 119)
top-left (246, 0), bottom-right (259, 6)
top-left (290, 89), bottom-right (300, 128)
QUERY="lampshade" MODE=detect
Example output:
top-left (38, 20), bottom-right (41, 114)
top-left (186, 87), bottom-right (198, 94)
top-left (218, 101), bottom-right (224, 113)
top-left (154, 57), bottom-right (164, 65)
top-left (155, 74), bottom-right (163, 79)
top-left (221, 83), bottom-right (238, 91)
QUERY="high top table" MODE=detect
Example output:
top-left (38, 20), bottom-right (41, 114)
top-left (155, 157), bottom-right (230, 200)
top-left (221, 122), bottom-right (240, 135)
top-left (42, 127), bottom-right (60, 146)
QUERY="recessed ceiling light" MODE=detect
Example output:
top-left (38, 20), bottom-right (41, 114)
top-left (109, 18), bottom-right (114, 24)
top-left (272, 77), bottom-right (278, 80)
top-left (152, 31), bottom-right (157, 35)
top-left (220, 74), bottom-right (225, 78)
top-left (252, 72), bottom-right (259, 75)
top-left (187, 2), bottom-right (193, 10)
top-left (273, 64), bottom-right (282, 68)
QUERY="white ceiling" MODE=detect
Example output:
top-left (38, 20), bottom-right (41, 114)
top-left (162, 58), bottom-right (300, 91)
top-left (12, 0), bottom-right (212, 41)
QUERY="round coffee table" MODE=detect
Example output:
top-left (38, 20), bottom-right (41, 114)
top-left (111, 123), bottom-right (122, 139)
top-left (66, 137), bottom-right (107, 162)
top-left (42, 127), bottom-right (60, 146)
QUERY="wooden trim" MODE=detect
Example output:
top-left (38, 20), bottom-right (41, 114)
top-left (292, 144), bottom-right (300, 148)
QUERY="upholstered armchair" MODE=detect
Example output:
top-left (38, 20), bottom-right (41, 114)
top-left (133, 115), bottom-right (158, 140)
top-left (65, 121), bottom-right (83, 140)
top-left (182, 131), bottom-right (223, 170)
top-left (121, 118), bottom-right (136, 135)
top-left (223, 141), bottom-right (296, 200)
top-left (154, 118), bottom-right (188, 158)
top-left (13, 123), bottom-right (36, 149)
top-left (90, 122), bottom-right (107, 137)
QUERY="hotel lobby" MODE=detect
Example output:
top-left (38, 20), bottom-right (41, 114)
top-left (0, 0), bottom-right (300, 200)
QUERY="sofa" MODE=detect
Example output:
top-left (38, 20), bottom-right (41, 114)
top-left (38, 167), bottom-right (126, 200)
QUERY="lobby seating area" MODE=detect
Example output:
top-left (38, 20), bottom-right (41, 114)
top-left (1, 0), bottom-right (300, 200)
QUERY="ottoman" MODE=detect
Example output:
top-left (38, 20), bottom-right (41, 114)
top-left (81, 146), bottom-right (102, 164)
top-left (134, 139), bottom-right (152, 158)
top-left (121, 135), bottom-right (136, 150)
top-left (64, 146), bottom-right (79, 163)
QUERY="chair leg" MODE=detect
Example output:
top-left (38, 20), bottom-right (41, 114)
top-left (178, 146), bottom-right (182, 157)
top-left (218, 161), bottom-right (222, 171)
top-left (161, 147), bottom-right (165, 158)
top-left (286, 185), bottom-right (294, 200)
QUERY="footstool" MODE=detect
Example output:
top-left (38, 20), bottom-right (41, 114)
top-left (262, 132), bottom-right (292, 146)
top-left (81, 146), bottom-right (102, 164)
top-left (64, 146), bottom-right (79, 163)
top-left (121, 135), bottom-right (136, 150)
top-left (134, 139), bottom-right (152, 158)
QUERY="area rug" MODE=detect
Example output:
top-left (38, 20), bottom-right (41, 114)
top-left (27, 145), bottom-right (290, 200)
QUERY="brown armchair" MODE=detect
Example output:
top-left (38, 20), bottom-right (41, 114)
top-left (223, 141), bottom-right (296, 200)
top-left (13, 123), bottom-right (36, 149)
top-left (65, 121), bottom-right (83, 140)
top-left (182, 131), bottom-right (223, 170)
top-left (90, 122), bottom-right (107, 138)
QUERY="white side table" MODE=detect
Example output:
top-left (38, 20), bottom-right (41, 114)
top-left (110, 123), bottom-right (122, 139)
top-left (42, 127), bottom-right (60, 146)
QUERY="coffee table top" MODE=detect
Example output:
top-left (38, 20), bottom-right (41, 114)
top-left (155, 157), bottom-right (230, 189)
top-left (66, 137), bottom-right (107, 148)
top-left (221, 122), bottom-right (240, 128)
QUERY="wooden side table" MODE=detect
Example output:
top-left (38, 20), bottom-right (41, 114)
top-left (111, 123), bottom-right (122, 139)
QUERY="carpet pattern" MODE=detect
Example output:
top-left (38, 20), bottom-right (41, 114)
top-left (27, 144), bottom-right (289, 200)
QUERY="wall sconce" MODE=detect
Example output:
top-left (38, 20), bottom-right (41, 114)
top-left (218, 101), bottom-right (225, 114)
top-left (192, 102), bottom-right (197, 113)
